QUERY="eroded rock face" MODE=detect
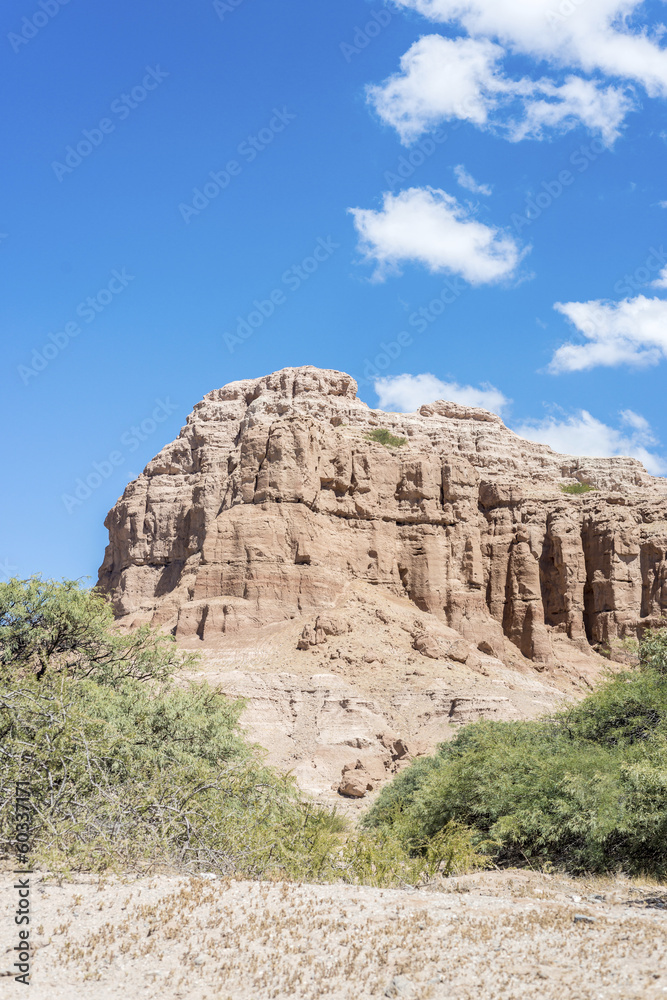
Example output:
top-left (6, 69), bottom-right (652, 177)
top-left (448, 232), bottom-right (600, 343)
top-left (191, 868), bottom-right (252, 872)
top-left (98, 366), bottom-right (667, 665)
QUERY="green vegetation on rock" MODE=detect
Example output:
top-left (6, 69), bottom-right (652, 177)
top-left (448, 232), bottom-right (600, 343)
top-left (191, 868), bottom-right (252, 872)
top-left (365, 428), bottom-right (408, 448)
top-left (560, 483), bottom-right (596, 495)
top-left (364, 628), bottom-right (667, 877)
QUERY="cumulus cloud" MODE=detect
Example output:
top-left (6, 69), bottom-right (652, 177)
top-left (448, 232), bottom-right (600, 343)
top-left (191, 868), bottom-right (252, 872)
top-left (454, 164), bottom-right (493, 196)
top-left (512, 408), bottom-right (666, 476)
top-left (349, 186), bottom-right (525, 283)
top-left (652, 265), bottom-right (667, 289)
top-left (368, 35), bottom-right (504, 140)
top-left (368, 34), bottom-right (633, 145)
top-left (374, 372), bottom-right (510, 414)
top-left (549, 296), bottom-right (667, 372)
top-left (390, 0), bottom-right (667, 96)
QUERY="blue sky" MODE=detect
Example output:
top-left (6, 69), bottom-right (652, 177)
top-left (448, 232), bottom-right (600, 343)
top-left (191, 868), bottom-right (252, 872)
top-left (2, 0), bottom-right (667, 583)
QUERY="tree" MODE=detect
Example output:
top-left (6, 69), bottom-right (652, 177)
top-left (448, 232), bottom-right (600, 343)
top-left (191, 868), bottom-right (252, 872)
top-left (0, 577), bottom-right (195, 684)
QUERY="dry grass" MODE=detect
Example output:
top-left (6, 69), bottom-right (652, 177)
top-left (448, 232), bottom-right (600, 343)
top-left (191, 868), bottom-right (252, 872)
top-left (7, 868), bottom-right (666, 999)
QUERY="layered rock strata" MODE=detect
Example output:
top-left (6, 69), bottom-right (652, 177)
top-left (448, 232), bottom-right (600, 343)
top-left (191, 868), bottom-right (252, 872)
top-left (99, 366), bottom-right (667, 667)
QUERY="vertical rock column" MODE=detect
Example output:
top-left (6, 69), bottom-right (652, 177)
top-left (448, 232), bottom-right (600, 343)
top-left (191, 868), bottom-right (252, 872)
top-left (539, 511), bottom-right (588, 645)
top-left (581, 510), bottom-right (643, 643)
top-left (502, 527), bottom-right (554, 667)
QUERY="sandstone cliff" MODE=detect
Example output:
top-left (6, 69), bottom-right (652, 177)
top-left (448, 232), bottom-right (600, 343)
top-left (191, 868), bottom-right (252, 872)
top-left (97, 366), bottom-right (667, 800)
top-left (99, 366), bottom-right (667, 655)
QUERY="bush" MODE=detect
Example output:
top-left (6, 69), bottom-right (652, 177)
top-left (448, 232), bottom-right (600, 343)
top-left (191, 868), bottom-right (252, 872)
top-left (560, 483), bottom-right (596, 495)
top-left (0, 670), bottom-right (485, 883)
top-left (365, 428), bottom-right (408, 448)
top-left (337, 819), bottom-right (487, 887)
top-left (0, 672), bottom-right (261, 875)
top-left (639, 626), bottom-right (667, 675)
top-left (0, 576), bottom-right (195, 685)
top-left (0, 578), bottom-right (484, 885)
top-left (364, 631), bottom-right (667, 877)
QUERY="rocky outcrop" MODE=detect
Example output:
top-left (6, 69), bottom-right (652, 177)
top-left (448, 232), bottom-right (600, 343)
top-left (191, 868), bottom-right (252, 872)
top-left (99, 366), bottom-right (667, 668)
top-left (338, 761), bottom-right (375, 798)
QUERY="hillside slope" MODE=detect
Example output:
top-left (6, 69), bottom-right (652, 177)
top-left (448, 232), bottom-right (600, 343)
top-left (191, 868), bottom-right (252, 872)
top-left (97, 366), bottom-right (667, 798)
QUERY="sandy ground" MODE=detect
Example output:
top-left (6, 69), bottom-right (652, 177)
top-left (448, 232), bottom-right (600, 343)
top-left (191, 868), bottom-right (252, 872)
top-left (2, 869), bottom-right (666, 999)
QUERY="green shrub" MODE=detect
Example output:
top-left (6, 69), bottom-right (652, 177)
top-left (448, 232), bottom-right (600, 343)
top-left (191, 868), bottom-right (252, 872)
top-left (337, 819), bottom-right (487, 887)
top-left (0, 670), bottom-right (486, 883)
top-left (365, 428), bottom-right (408, 448)
top-left (560, 483), bottom-right (596, 495)
top-left (0, 576), bottom-right (195, 684)
top-left (0, 577), bottom-right (484, 885)
top-left (364, 631), bottom-right (667, 877)
top-left (639, 626), bottom-right (667, 675)
top-left (360, 756), bottom-right (443, 830)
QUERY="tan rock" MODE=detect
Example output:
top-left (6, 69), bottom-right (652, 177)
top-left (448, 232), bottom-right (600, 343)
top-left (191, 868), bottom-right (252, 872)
top-left (297, 614), bottom-right (350, 650)
top-left (338, 760), bottom-right (374, 798)
top-left (99, 366), bottom-right (667, 662)
top-left (377, 732), bottom-right (409, 759)
top-left (448, 696), bottom-right (517, 724)
top-left (377, 731), bottom-right (425, 762)
top-left (448, 640), bottom-right (470, 663)
top-left (412, 633), bottom-right (443, 659)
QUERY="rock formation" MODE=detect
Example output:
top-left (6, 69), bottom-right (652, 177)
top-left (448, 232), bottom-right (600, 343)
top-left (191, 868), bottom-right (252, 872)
top-left (97, 366), bottom-right (667, 800)
top-left (99, 365), bottom-right (667, 658)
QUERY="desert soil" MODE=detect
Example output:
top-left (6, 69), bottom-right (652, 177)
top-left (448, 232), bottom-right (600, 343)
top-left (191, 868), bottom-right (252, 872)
top-left (2, 868), bottom-right (666, 999)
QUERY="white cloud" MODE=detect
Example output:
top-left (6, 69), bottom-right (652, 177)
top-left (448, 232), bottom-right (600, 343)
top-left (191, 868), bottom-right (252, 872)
top-left (652, 265), bottom-right (667, 289)
top-left (512, 409), bottom-right (666, 476)
top-left (619, 408), bottom-right (651, 433)
top-left (549, 296), bottom-right (667, 372)
top-left (368, 33), bottom-right (633, 145)
top-left (390, 0), bottom-right (667, 97)
top-left (660, 200), bottom-right (667, 209)
top-left (373, 372), bottom-right (666, 475)
top-left (507, 74), bottom-right (633, 145)
top-left (368, 35), bottom-right (504, 141)
top-left (374, 372), bottom-right (510, 414)
top-left (349, 186), bottom-right (525, 283)
top-left (454, 164), bottom-right (493, 196)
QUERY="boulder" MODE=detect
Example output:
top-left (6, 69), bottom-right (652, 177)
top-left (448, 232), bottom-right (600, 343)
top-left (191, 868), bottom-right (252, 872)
top-left (338, 760), bottom-right (374, 798)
